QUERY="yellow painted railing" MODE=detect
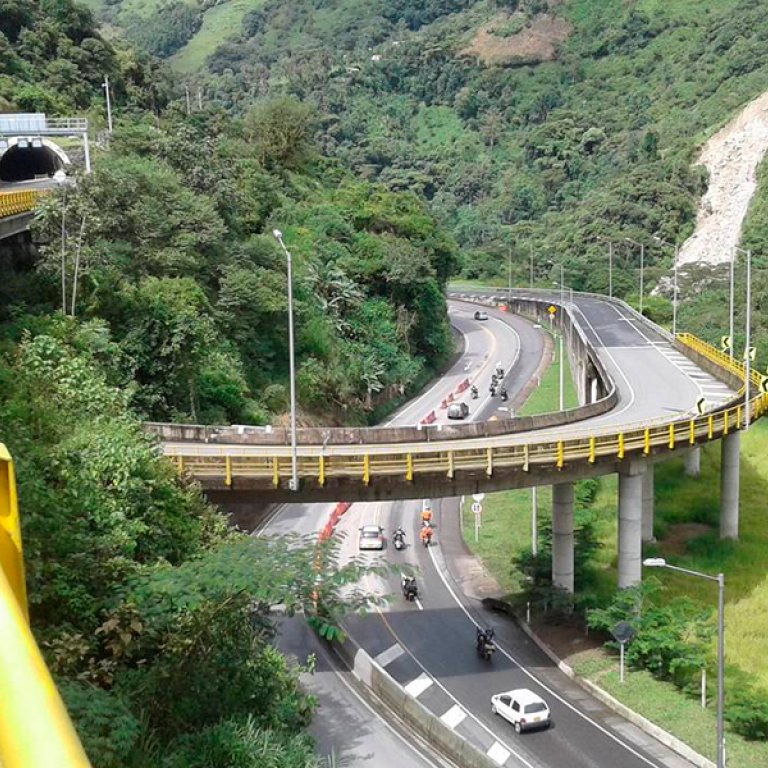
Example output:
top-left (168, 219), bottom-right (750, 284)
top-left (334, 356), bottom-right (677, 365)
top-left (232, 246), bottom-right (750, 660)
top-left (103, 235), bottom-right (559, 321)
top-left (0, 445), bottom-right (91, 767)
top-left (0, 191), bottom-right (40, 219)
top-left (677, 332), bottom-right (763, 388)
top-left (166, 335), bottom-right (768, 489)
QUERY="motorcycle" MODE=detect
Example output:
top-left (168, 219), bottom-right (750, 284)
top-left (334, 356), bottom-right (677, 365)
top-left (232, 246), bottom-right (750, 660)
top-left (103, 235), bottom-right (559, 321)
top-left (393, 528), bottom-right (406, 551)
top-left (470, 385), bottom-right (479, 399)
top-left (495, 363), bottom-right (505, 379)
top-left (420, 524), bottom-right (433, 548)
top-left (500, 389), bottom-right (508, 402)
top-left (476, 628), bottom-right (496, 660)
top-left (401, 575), bottom-right (418, 601)
top-left (489, 385), bottom-right (497, 397)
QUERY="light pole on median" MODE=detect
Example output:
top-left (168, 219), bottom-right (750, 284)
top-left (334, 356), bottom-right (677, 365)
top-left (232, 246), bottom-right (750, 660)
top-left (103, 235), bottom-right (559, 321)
top-left (643, 558), bottom-right (725, 768)
top-left (624, 237), bottom-right (645, 315)
top-left (272, 229), bottom-right (299, 492)
top-left (733, 246), bottom-right (753, 430)
top-left (102, 75), bottom-right (113, 134)
top-left (553, 270), bottom-right (567, 411)
top-left (653, 235), bottom-right (679, 336)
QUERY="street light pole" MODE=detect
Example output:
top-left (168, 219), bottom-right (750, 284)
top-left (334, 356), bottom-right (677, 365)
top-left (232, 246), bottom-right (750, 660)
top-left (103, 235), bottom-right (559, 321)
top-left (625, 238), bottom-right (645, 315)
top-left (643, 558), bottom-right (726, 767)
top-left (102, 75), bottom-right (113, 134)
top-left (728, 249), bottom-right (735, 360)
top-left (597, 236), bottom-right (613, 298)
top-left (653, 236), bottom-right (679, 336)
top-left (529, 244), bottom-right (534, 290)
top-left (273, 229), bottom-right (299, 492)
top-left (734, 246), bottom-right (753, 430)
top-left (508, 242), bottom-right (512, 304)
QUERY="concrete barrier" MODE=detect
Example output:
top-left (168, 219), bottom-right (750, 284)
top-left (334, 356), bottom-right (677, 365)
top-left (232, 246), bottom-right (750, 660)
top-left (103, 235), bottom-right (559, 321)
top-left (328, 631), bottom-right (498, 768)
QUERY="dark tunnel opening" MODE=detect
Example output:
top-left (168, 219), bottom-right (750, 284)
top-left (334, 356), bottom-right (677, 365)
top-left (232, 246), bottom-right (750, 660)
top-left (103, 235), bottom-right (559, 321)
top-left (0, 145), bottom-right (63, 182)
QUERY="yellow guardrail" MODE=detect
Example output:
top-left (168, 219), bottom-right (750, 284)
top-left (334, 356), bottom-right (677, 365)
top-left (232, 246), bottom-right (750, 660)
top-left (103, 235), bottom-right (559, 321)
top-left (0, 191), bottom-right (40, 219)
top-left (677, 332), bottom-right (763, 388)
top-left (166, 334), bottom-right (767, 489)
top-left (0, 445), bottom-right (91, 767)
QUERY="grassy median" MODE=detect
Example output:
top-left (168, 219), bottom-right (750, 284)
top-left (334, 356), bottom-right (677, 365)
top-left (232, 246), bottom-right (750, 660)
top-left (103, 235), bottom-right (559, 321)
top-left (462, 358), bottom-right (768, 764)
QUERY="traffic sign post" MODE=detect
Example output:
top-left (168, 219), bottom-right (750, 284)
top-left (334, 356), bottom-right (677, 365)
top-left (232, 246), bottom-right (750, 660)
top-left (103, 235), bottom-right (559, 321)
top-left (611, 621), bottom-right (636, 683)
top-left (471, 501), bottom-right (483, 542)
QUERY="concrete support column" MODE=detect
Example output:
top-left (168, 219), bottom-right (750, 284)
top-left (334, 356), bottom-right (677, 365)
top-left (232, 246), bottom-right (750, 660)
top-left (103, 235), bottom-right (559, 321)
top-left (642, 464), bottom-right (655, 542)
top-left (618, 468), bottom-right (644, 589)
top-left (552, 482), bottom-right (574, 594)
top-left (720, 433), bottom-right (740, 540)
top-left (684, 446), bottom-right (701, 477)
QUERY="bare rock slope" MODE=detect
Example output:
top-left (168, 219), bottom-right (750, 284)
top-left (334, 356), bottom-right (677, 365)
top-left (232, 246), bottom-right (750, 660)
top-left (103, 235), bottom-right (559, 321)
top-left (679, 91), bottom-right (768, 266)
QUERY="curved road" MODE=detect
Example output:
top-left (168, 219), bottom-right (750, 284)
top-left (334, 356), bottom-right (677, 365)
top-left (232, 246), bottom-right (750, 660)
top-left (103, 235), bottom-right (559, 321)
top-left (264, 302), bottom-right (705, 767)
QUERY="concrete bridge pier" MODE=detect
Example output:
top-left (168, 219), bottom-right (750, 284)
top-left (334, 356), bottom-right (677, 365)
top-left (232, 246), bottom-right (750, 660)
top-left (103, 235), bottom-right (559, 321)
top-left (618, 463), bottom-right (645, 589)
top-left (684, 446), bottom-right (701, 477)
top-left (720, 433), bottom-right (740, 539)
top-left (642, 465), bottom-right (655, 542)
top-left (552, 482), bottom-right (574, 593)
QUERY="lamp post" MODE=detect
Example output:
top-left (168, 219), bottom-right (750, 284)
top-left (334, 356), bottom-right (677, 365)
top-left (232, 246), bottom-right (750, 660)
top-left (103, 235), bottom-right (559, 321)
top-left (102, 75), bottom-right (113, 134)
top-left (733, 246), bottom-right (753, 430)
top-left (728, 249), bottom-right (735, 360)
top-left (653, 235), bottom-right (679, 336)
top-left (508, 241), bottom-right (513, 305)
top-left (596, 236), bottom-right (613, 298)
top-left (272, 229), bottom-right (299, 491)
top-left (624, 237), bottom-right (645, 315)
top-left (643, 558), bottom-right (725, 767)
top-left (553, 269), bottom-right (567, 411)
top-left (529, 244), bottom-right (534, 290)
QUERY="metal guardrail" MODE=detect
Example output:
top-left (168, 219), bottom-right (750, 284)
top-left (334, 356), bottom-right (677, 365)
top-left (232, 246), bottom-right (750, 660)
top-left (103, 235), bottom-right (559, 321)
top-left (0, 117), bottom-right (88, 135)
top-left (0, 445), bottom-right (91, 767)
top-left (0, 191), bottom-right (40, 218)
top-left (165, 335), bottom-right (767, 489)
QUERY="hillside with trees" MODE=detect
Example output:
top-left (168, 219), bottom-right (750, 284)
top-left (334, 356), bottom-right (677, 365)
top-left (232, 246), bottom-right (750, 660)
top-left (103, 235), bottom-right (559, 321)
top-left (92, 0), bottom-right (768, 365)
top-left (0, 2), bottom-right (456, 765)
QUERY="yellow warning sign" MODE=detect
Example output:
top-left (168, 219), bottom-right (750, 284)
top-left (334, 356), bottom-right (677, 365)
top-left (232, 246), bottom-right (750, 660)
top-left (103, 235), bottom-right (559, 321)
top-left (547, 305), bottom-right (557, 315)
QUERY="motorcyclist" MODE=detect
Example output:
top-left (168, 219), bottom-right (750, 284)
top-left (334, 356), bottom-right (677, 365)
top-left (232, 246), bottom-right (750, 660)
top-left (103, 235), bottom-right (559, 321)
top-left (500, 387), bottom-right (508, 402)
top-left (476, 626), bottom-right (495, 654)
top-left (393, 527), bottom-right (406, 547)
top-left (496, 362), bottom-right (505, 378)
top-left (490, 384), bottom-right (496, 397)
top-left (421, 507), bottom-right (433, 525)
top-left (470, 384), bottom-right (479, 399)
top-left (401, 574), bottom-right (417, 599)
top-left (420, 525), bottom-right (433, 546)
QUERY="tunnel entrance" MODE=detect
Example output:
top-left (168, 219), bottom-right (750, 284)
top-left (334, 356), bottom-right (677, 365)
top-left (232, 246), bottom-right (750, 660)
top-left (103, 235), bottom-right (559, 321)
top-left (0, 143), bottom-right (65, 182)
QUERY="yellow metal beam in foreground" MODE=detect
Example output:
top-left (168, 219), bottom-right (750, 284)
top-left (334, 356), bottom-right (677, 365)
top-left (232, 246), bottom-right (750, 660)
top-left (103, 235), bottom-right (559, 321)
top-left (0, 444), bottom-right (91, 767)
top-left (0, 445), bottom-right (26, 618)
top-left (0, 191), bottom-right (40, 219)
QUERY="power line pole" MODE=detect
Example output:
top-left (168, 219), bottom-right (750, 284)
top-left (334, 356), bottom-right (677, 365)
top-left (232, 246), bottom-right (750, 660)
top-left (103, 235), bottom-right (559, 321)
top-left (185, 85), bottom-right (191, 115)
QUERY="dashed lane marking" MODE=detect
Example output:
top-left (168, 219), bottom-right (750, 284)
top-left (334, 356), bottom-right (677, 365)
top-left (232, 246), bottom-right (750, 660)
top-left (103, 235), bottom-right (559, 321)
top-left (404, 673), bottom-right (434, 698)
top-left (487, 741), bottom-right (511, 765)
top-left (374, 643), bottom-right (405, 668)
top-left (440, 704), bottom-right (467, 730)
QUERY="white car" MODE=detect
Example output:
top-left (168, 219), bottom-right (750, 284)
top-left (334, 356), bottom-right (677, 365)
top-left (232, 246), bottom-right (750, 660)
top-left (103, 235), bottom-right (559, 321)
top-left (474, 310), bottom-right (488, 321)
top-left (491, 688), bottom-right (551, 733)
top-left (358, 525), bottom-right (384, 550)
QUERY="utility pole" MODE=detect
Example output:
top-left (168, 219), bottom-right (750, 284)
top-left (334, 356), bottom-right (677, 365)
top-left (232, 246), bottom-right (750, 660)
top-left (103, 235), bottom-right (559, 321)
top-left (531, 486), bottom-right (538, 555)
top-left (745, 248), bottom-right (752, 430)
top-left (507, 242), bottom-right (512, 304)
top-left (185, 85), bottom-right (191, 115)
top-left (102, 75), bottom-right (113, 133)
top-left (197, 88), bottom-right (203, 110)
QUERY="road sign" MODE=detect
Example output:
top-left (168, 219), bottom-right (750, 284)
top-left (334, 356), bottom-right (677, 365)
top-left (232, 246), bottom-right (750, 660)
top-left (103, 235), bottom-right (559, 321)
top-left (744, 346), bottom-right (756, 362)
top-left (471, 502), bottom-right (483, 515)
top-left (696, 396), bottom-right (707, 415)
top-left (547, 305), bottom-right (557, 315)
top-left (472, 493), bottom-right (485, 502)
top-left (760, 375), bottom-right (768, 394)
top-left (721, 335), bottom-right (732, 351)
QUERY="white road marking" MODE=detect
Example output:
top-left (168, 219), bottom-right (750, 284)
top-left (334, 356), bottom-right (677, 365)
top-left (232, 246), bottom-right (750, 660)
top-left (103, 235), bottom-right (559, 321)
top-left (427, 540), bottom-right (664, 768)
top-left (414, 597), bottom-right (424, 611)
top-left (404, 673), bottom-right (434, 698)
top-left (375, 643), bottom-right (405, 668)
top-left (487, 741), bottom-right (511, 765)
top-left (440, 704), bottom-right (467, 729)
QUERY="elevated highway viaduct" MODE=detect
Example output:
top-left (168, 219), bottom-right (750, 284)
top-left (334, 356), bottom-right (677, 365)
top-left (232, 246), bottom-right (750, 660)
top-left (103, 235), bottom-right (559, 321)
top-left (156, 291), bottom-right (765, 590)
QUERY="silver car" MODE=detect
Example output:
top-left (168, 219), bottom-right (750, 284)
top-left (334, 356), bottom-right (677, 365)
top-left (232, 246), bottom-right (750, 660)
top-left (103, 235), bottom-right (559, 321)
top-left (358, 525), bottom-right (384, 550)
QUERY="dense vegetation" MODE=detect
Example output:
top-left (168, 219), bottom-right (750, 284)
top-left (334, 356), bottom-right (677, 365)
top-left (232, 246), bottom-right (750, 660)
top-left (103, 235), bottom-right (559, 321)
top-left (94, 0), bottom-right (768, 364)
top-left (0, 2), bottom-right (456, 765)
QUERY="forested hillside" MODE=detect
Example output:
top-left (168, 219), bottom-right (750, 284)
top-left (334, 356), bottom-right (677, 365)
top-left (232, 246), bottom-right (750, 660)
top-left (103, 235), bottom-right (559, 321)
top-left (92, 0), bottom-right (768, 363)
top-left (0, 2), bottom-right (456, 765)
